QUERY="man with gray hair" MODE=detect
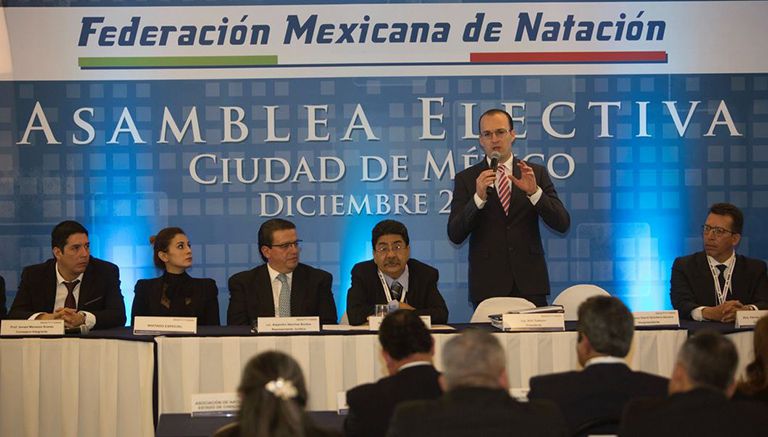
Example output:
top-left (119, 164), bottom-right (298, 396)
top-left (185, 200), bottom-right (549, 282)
top-left (387, 329), bottom-right (567, 437)
top-left (528, 296), bottom-right (667, 436)
top-left (620, 331), bottom-right (768, 437)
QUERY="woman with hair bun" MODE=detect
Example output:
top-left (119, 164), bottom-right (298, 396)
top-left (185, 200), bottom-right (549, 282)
top-left (131, 227), bottom-right (219, 325)
top-left (214, 351), bottom-right (340, 437)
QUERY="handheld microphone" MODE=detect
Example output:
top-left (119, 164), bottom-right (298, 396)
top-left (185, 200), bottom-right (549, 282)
top-left (486, 151), bottom-right (501, 196)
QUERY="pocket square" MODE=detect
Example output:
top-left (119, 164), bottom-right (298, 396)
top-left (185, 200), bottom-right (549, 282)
top-left (82, 296), bottom-right (102, 306)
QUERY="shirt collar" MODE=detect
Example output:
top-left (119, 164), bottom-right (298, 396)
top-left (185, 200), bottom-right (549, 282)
top-left (398, 361), bottom-right (432, 372)
top-left (267, 263), bottom-right (293, 282)
top-left (584, 356), bottom-right (627, 367)
top-left (381, 264), bottom-right (409, 289)
top-left (707, 251), bottom-right (735, 268)
top-left (55, 263), bottom-right (84, 285)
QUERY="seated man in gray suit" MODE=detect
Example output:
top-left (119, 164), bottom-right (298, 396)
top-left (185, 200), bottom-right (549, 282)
top-left (227, 218), bottom-right (337, 326)
top-left (528, 296), bottom-right (668, 436)
top-left (620, 331), bottom-right (768, 437)
top-left (9, 220), bottom-right (125, 331)
top-left (387, 329), bottom-right (567, 437)
top-left (345, 310), bottom-right (442, 437)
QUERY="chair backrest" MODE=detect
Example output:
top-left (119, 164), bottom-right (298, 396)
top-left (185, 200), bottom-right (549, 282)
top-left (470, 297), bottom-right (536, 323)
top-left (552, 284), bottom-right (611, 321)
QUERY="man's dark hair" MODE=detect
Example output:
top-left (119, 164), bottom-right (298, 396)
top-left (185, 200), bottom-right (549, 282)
top-left (51, 220), bottom-right (88, 250)
top-left (378, 310), bottom-right (433, 360)
top-left (678, 330), bottom-right (738, 392)
top-left (257, 218), bottom-right (296, 262)
top-left (577, 296), bottom-right (634, 358)
top-left (478, 108), bottom-right (514, 133)
top-left (709, 203), bottom-right (744, 234)
top-left (371, 219), bottom-right (410, 248)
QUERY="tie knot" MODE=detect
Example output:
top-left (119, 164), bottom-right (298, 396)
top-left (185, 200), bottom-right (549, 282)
top-left (64, 279), bottom-right (80, 292)
top-left (277, 273), bottom-right (288, 284)
top-left (716, 264), bottom-right (727, 274)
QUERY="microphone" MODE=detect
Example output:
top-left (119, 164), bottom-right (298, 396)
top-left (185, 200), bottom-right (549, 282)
top-left (486, 151), bottom-right (501, 196)
top-left (390, 281), bottom-right (403, 301)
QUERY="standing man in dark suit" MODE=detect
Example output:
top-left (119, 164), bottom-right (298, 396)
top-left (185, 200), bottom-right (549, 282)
top-left (671, 203), bottom-right (768, 322)
top-left (8, 220), bottom-right (125, 331)
top-left (227, 218), bottom-right (337, 325)
top-left (620, 331), bottom-right (768, 437)
top-left (448, 109), bottom-right (570, 307)
top-left (347, 219), bottom-right (448, 325)
top-left (344, 310), bottom-right (442, 437)
top-left (387, 329), bottom-right (567, 437)
top-left (528, 296), bottom-right (668, 436)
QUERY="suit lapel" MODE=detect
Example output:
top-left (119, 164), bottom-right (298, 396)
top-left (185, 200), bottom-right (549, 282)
top-left (256, 266), bottom-right (276, 315)
top-left (43, 260), bottom-right (58, 310)
top-left (290, 264), bottom-right (305, 315)
top-left (695, 252), bottom-right (717, 305)
top-left (78, 261), bottom-right (96, 309)
top-left (731, 255), bottom-right (745, 301)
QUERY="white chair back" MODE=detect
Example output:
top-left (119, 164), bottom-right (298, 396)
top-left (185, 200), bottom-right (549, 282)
top-left (470, 297), bottom-right (536, 323)
top-left (552, 284), bottom-right (611, 321)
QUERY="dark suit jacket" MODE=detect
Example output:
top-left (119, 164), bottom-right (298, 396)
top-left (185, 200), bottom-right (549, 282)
top-left (447, 158), bottom-right (570, 304)
top-left (8, 257), bottom-right (126, 329)
top-left (131, 276), bottom-right (220, 325)
top-left (227, 263), bottom-right (337, 325)
top-left (0, 275), bottom-right (6, 320)
top-left (670, 252), bottom-right (768, 318)
top-left (346, 259), bottom-right (448, 325)
top-left (387, 386), bottom-right (567, 437)
top-left (528, 363), bottom-right (668, 436)
top-left (345, 364), bottom-right (442, 437)
top-left (619, 388), bottom-right (768, 437)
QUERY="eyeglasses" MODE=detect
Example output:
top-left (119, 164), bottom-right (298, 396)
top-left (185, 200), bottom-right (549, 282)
top-left (701, 225), bottom-right (735, 237)
top-left (374, 243), bottom-right (406, 254)
top-left (480, 128), bottom-right (511, 139)
top-left (270, 240), bottom-right (302, 250)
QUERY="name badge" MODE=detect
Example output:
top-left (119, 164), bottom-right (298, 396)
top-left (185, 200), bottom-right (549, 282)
top-left (369, 315), bottom-right (431, 331)
top-left (1, 319), bottom-right (65, 336)
top-left (133, 316), bottom-right (197, 335)
top-left (190, 392), bottom-right (240, 417)
top-left (257, 316), bottom-right (320, 333)
top-left (633, 311), bottom-right (680, 327)
top-left (502, 313), bottom-right (565, 332)
top-left (735, 310), bottom-right (768, 328)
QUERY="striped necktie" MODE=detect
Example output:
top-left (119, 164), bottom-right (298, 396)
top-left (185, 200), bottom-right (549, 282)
top-left (496, 166), bottom-right (511, 215)
top-left (277, 273), bottom-right (291, 317)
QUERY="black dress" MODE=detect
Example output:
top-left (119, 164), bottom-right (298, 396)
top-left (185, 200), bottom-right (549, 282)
top-left (131, 271), bottom-right (220, 325)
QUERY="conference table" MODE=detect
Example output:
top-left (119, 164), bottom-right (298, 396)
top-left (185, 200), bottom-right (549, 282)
top-left (0, 321), bottom-right (757, 437)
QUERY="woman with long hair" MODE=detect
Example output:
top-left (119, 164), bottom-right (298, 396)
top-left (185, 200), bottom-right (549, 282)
top-left (131, 227), bottom-right (219, 325)
top-left (734, 315), bottom-right (768, 403)
top-left (215, 351), bottom-right (340, 437)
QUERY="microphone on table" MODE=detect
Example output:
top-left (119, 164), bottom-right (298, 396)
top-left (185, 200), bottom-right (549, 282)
top-left (486, 151), bottom-right (501, 197)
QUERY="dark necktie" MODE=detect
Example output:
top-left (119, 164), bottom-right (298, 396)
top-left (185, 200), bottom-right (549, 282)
top-left (390, 281), bottom-right (403, 301)
top-left (64, 280), bottom-right (81, 309)
top-left (716, 264), bottom-right (727, 293)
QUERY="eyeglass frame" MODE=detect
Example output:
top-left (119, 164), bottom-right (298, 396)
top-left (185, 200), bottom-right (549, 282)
top-left (269, 240), bottom-right (302, 250)
top-left (701, 225), bottom-right (736, 237)
top-left (374, 243), bottom-right (407, 254)
top-left (480, 128), bottom-right (512, 139)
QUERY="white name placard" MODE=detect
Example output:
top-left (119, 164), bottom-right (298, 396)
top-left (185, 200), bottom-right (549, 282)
top-left (336, 391), bottom-right (349, 415)
top-left (502, 313), bottom-right (565, 332)
top-left (133, 316), bottom-right (197, 335)
top-left (633, 311), bottom-right (680, 327)
top-left (190, 392), bottom-right (240, 417)
top-left (368, 315), bottom-right (431, 331)
top-left (735, 310), bottom-right (768, 328)
top-left (257, 316), bottom-right (320, 333)
top-left (1, 319), bottom-right (65, 336)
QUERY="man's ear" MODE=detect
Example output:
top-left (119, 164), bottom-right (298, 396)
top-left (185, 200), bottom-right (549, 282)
top-left (438, 374), bottom-right (448, 392)
top-left (52, 246), bottom-right (62, 261)
top-left (498, 368), bottom-right (510, 390)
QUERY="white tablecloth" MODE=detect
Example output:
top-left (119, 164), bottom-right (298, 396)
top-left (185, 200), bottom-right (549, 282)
top-left (156, 329), bottom-right (688, 413)
top-left (0, 338), bottom-right (155, 437)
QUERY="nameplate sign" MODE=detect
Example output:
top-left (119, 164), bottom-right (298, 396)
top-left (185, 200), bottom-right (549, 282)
top-left (257, 316), bottom-right (320, 333)
top-left (336, 391), bottom-right (349, 415)
top-left (190, 392), bottom-right (240, 417)
top-left (633, 311), bottom-right (680, 327)
top-left (502, 313), bottom-right (565, 332)
top-left (368, 315), bottom-right (431, 331)
top-left (133, 316), bottom-right (197, 335)
top-left (735, 310), bottom-right (768, 329)
top-left (1, 319), bottom-right (65, 336)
